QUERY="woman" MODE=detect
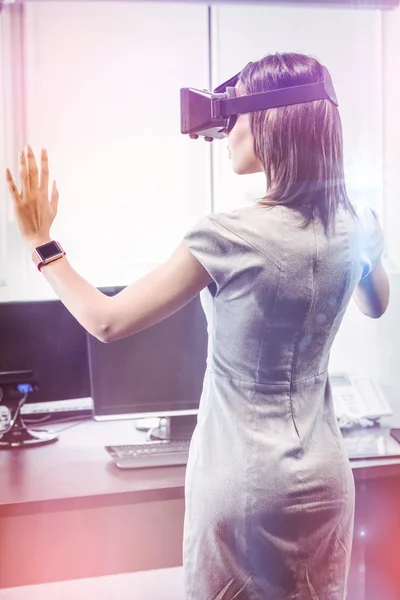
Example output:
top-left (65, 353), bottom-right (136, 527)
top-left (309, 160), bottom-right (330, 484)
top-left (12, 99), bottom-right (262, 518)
top-left (6, 52), bottom-right (389, 599)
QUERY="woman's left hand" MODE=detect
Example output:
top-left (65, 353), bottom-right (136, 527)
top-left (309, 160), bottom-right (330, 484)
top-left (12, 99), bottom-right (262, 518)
top-left (5, 145), bottom-right (59, 250)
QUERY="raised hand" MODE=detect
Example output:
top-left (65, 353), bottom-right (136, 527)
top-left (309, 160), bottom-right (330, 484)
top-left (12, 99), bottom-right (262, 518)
top-left (5, 145), bottom-right (59, 249)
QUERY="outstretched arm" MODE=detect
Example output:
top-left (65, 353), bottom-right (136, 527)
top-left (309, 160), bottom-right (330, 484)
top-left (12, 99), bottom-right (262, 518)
top-left (6, 146), bottom-right (212, 342)
top-left (34, 242), bottom-right (212, 342)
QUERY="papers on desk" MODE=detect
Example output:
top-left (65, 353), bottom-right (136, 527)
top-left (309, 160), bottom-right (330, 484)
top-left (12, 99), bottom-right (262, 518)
top-left (342, 430), bottom-right (400, 460)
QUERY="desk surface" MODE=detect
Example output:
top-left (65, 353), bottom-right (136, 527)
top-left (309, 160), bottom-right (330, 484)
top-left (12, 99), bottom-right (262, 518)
top-left (0, 420), bottom-right (186, 516)
top-left (1, 413), bottom-right (400, 518)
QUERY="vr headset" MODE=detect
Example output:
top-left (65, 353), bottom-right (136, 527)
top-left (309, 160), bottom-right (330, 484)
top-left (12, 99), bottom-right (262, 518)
top-left (180, 64), bottom-right (338, 141)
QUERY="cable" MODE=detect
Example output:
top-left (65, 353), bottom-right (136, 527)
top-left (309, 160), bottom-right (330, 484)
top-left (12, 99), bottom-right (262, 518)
top-left (23, 414), bottom-right (93, 430)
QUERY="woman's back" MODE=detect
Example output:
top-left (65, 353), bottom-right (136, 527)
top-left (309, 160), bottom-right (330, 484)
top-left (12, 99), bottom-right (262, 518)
top-left (191, 204), bottom-right (363, 383)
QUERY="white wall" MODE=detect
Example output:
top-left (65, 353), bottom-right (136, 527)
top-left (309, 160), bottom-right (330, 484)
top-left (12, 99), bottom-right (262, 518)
top-left (1, 2), bottom-right (399, 394)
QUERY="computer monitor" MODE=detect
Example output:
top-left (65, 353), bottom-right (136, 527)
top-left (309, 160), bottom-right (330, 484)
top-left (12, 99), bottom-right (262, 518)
top-left (88, 294), bottom-right (208, 440)
top-left (0, 299), bottom-right (90, 403)
top-left (0, 298), bottom-right (91, 447)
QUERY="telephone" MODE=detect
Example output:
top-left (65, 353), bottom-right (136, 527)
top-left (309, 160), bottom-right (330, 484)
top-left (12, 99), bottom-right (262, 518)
top-left (330, 372), bottom-right (393, 421)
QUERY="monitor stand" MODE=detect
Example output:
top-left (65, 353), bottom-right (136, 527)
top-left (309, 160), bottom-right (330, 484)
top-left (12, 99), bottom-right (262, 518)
top-left (0, 392), bottom-right (58, 449)
top-left (133, 417), bottom-right (161, 432)
top-left (148, 414), bottom-right (197, 441)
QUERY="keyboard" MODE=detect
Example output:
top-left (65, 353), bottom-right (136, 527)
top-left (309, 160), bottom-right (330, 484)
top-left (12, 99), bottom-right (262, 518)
top-left (105, 439), bottom-right (191, 469)
top-left (21, 397), bottom-right (93, 419)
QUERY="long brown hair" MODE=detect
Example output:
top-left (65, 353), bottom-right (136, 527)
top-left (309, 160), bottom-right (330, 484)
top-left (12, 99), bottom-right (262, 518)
top-left (238, 53), bottom-right (356, 232)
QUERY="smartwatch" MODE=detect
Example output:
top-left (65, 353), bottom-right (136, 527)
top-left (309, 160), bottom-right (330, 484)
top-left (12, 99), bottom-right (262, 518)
top-left (32, 241), bottom-right (66, 271)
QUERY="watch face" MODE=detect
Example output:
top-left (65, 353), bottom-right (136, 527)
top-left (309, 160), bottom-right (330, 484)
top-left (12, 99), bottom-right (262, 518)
top-left (36, 241), bottom-right (62, 261)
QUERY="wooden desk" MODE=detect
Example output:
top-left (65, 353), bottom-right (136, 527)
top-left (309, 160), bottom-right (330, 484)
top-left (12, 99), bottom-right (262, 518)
top-left (1, 416), bottom-right (400, 600)
top-left (0, 420), bottom-right (186, 589)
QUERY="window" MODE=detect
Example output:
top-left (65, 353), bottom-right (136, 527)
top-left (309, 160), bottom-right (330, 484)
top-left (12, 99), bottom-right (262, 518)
top-left (1, 2), bottom-right (211, 300)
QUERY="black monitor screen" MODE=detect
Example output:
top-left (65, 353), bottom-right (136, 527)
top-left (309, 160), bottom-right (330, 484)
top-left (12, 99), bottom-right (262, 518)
top-left (88, 295), bottom-right (208, 419)
top-left (0, 299), bottom-right (90, 403)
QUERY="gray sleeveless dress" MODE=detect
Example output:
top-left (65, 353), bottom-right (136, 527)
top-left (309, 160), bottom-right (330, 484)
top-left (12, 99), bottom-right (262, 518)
top-left (182, 204), bottom-right (383, 600)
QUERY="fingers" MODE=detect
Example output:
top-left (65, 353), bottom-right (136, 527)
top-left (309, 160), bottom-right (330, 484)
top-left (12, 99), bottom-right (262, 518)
top-left (5, 168), bottom-right (22, 205)
top-left (26, 145), bottom-right (39, 192)
top-left (8, 146), bottom-right (53, 205)
top-left (40, 148), bottom-right (49, 194)
top-left (19, 150), bottom-right (30, 199)
top-left (50, 181), bottom-right (59, 216)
